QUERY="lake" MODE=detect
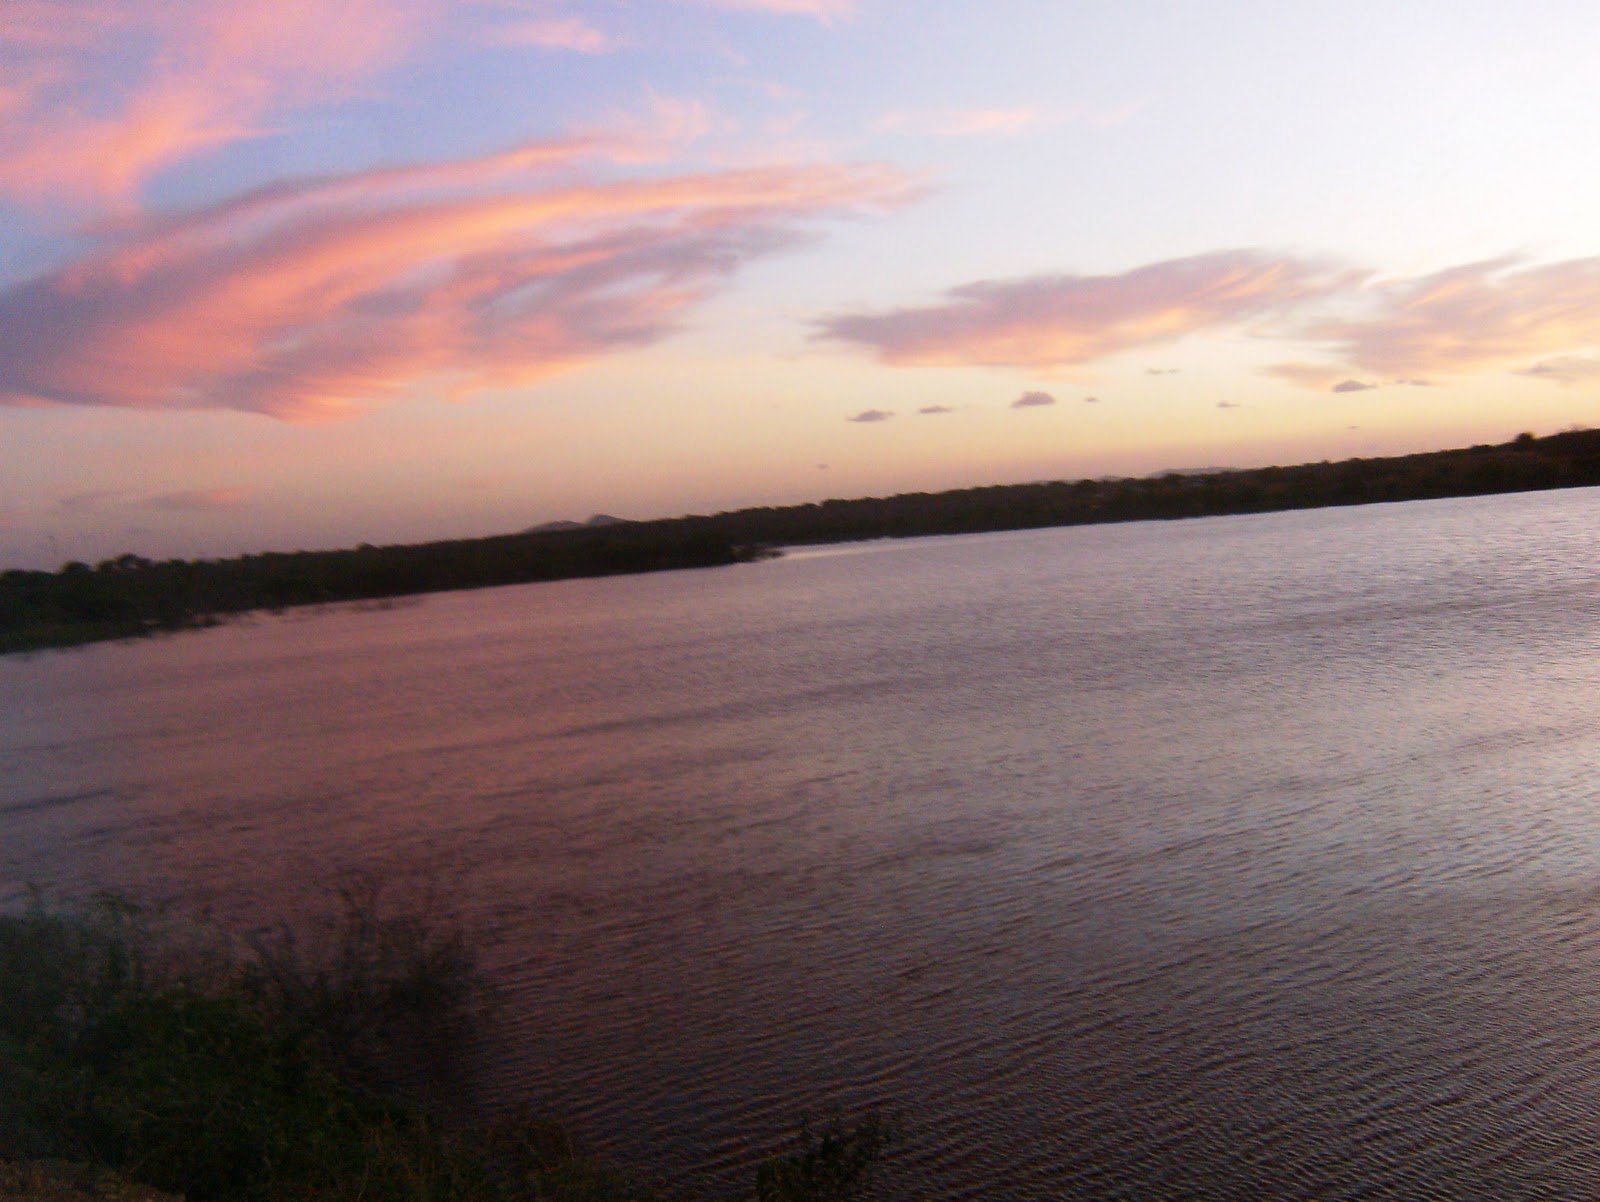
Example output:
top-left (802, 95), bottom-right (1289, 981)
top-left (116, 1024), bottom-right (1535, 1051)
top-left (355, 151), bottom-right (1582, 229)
top-left (6, 489), bottom-right (1600, 1200)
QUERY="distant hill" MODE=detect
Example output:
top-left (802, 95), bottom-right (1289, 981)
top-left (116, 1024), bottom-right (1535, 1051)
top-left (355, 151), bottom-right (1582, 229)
top-left (524, 514), bottom-right (630, 534)
top-left (1148, 466), bottom-right (1236, 478)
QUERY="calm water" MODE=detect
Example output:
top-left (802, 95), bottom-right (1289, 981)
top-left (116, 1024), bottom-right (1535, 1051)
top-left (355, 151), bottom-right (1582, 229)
top-left (6, 490), bottom-right (1600, 1199)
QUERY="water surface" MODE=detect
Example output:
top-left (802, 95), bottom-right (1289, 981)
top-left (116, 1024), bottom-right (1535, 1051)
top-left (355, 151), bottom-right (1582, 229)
top-left (6, 490), bottom-right (1600, 1199)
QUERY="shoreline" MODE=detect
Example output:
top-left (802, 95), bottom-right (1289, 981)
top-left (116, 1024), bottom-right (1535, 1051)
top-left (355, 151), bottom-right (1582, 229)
top-left (7, 427), bottom-right (1599, 654)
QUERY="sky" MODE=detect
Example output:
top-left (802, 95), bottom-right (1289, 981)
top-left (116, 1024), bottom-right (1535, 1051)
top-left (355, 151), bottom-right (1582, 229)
top-left (5, 0), bottom-right (1600, 568)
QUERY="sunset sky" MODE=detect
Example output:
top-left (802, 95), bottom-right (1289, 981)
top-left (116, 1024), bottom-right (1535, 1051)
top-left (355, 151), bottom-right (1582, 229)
top-left (5, 0), bottom-right (1600, 567)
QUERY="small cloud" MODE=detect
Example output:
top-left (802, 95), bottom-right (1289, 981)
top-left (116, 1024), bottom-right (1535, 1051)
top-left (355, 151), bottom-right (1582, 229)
top-left (1515, 356), bottom-right (1600, 385)
top-left (917, 403), bottom-right (954, 415)
top-left (1082, 395), bottom-right (1100, 404)
top-left (1394, 377), bottom-right (1433, 386)
top-left (1266, 362), bottom-right (1344, 391)
top-left (1216, 400), bottom-right (1240, 409)
top-left (1145, 367), bottom-right (1180, 376)
top-left (1011, 390), bottom-right (1056, 409)
top-left (57, 489), bottom-right (120, 512)
top-left (846, 408), bottom-right (894, 423)
top-left (816, 462), bottom-right (829, 469)
top-left (491, 17), bottom-right (617, 54)
top-left (141, 488), bottom-right (247, 512)
top-left (1332, 379), bottom-right (1378, 393)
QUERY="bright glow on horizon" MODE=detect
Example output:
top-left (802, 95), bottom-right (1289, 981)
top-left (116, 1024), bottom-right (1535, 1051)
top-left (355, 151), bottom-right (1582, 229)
top-left (5, 0), bottom-right (1600, 568)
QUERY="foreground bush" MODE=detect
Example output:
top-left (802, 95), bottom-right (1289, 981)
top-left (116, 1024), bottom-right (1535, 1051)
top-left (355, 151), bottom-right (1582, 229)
top-left (0, 890), bottom-right (887, 1202)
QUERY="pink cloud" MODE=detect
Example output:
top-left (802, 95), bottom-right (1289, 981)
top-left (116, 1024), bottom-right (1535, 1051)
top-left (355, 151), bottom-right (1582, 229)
top-left (818, 251), bottom-right (1356, 370)
top-left (0, 144), bottom-right (915, 420)
top-left (0, 0), bottom-right (435, 207)
top-left (826, 250), bottom-right (1600, 387)
top-left (492, 16), bottom-right (616, 54)
top-left (1304, 256), bottom-right (1600, 380)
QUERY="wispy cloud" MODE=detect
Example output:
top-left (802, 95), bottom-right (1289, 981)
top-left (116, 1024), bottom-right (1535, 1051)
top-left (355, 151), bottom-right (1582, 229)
top-left (690, 0), bottom-right (856, 20)
top-left (875, 108), bottom-right (1051, 138)
top-left (817, 251), bottom-right (1356, 371)
top-left (57, 490), bottom-right (121, 513)
top-left (1011, 390), bottom-right (1056, 409)
top-left (917, 404), bottom-right (954, 415)
top-left (0, 0), bottom-right (435, 208)
top-left (0, 143), bottom-right (915, 419)
top-left (846, 408), bottom-right (894, 422)
top-left (491, 16), bottom-right (616, 54)
top-left (1331, 378), bottom-right (1377, 393)
top-left (143, 488), bottom-right (247, 511)
top-left (56, 486), bottom-right (246, 511)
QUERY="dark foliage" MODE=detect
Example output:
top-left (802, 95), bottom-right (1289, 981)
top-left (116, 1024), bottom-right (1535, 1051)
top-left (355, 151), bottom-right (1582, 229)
top-left (0, 894), bottom-right (890, 1202)
top-left (754, 1115), bottom-right (890, 1202)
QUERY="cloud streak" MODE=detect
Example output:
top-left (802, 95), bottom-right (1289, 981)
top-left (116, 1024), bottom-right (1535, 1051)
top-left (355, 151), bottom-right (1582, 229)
top-left (0, 143), bottom-right (915, 419)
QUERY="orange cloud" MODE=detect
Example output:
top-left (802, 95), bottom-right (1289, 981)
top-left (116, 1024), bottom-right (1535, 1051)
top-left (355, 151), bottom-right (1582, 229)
top-left (0, 144), bottom-right (915, 420)
top-left (818, 251), bottom-right (1356, 370)
top-left (0, 0), bottom-right (434, 207)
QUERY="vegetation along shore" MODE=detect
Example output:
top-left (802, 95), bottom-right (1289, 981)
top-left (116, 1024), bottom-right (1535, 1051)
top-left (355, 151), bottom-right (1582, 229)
top-left (6, 427), bottom-right (1600, 654)
top-left (0, 889), bottom-right (889, 1202)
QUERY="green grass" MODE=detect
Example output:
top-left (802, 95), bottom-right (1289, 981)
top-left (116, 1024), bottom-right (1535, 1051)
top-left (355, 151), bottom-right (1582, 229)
top-left (0, 889), bottom-right (889, 1202)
